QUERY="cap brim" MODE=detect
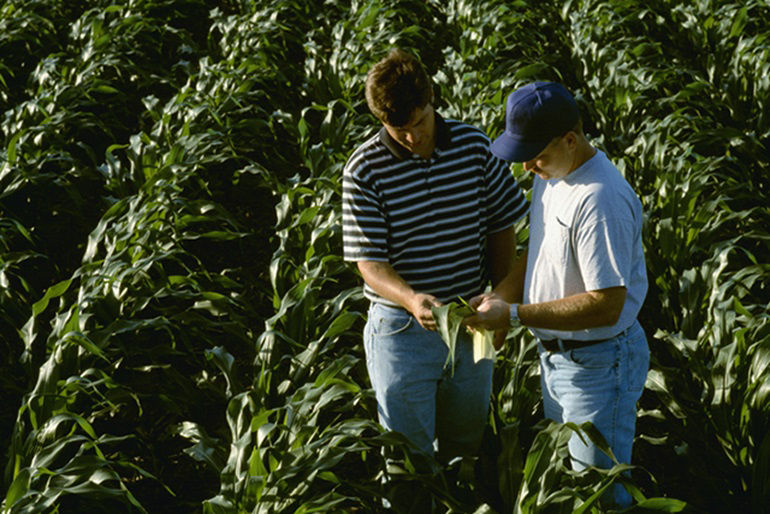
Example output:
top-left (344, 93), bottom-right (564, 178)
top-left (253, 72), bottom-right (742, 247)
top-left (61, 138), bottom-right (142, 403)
top-left (490, 131), bottom-right (548, 162)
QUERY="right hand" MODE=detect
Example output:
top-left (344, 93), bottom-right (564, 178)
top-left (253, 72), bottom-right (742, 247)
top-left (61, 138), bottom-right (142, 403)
top-left (468, 291), bottom-right (502, 310)
top-left (464, 294), bottom-right (511, 331)
top-left (468, 294), bottom-right (509, 350)
top-left (408, 293), bottom-right (442, 331)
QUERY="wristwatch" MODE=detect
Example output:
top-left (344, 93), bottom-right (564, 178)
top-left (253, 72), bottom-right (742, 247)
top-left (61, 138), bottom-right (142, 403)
top-left (509, 303), bottom-right (521, 328)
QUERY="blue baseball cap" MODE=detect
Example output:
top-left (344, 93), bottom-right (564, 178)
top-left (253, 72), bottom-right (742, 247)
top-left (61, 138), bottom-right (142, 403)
top-left (491, 82), bottom-right (580, 162)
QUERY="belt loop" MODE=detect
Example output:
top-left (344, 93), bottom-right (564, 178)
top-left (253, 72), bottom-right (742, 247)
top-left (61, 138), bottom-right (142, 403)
top-left (557, 339), bottom-right (566, 352)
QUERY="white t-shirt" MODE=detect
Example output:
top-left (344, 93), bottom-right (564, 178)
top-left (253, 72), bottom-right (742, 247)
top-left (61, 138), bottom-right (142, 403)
top-left (523, 149), bottom-right (647, 341)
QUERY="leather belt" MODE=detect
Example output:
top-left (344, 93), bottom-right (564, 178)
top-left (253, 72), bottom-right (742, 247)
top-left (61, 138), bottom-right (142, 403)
top-left (539, 325), bottom-right (635, 352)
top-left (539, 337), bottom-right (610, 352)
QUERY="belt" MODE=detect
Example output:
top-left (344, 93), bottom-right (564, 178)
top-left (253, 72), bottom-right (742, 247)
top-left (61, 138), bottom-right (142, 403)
top-left (539, 338), bottom-right (608, 352)
top-left (539, 325), bottom-right (633, 352)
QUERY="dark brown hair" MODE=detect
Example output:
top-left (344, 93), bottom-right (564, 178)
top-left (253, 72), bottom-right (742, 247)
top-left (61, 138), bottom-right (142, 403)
top-left (365, 48), bottom-right (433, 127)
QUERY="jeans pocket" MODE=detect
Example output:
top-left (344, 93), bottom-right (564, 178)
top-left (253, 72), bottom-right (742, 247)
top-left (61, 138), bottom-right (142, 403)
top-left (568, 344), bottom-right (618, 369)
top-left (374, 312), bottom-right (413, 337)
top-left (626, 340), bottom-right (650, 393)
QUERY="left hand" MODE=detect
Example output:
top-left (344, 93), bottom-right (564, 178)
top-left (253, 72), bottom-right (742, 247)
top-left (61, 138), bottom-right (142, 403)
top-left (408, 292), bottom-right (442, 331)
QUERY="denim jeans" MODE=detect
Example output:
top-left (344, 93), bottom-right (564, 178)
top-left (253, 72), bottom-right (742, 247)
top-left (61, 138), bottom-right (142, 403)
top-left (538, 320), bottom-right (650, 507)
top-left (364, 302), bottom-right (494, 460)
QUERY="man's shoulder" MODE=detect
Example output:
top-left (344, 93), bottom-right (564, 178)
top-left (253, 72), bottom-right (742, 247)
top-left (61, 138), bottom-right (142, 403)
top-left (589, 154), bottom-right (638, 200)
top-left (569, 158), bottom-right (643, 222)
top-left (345, 132), bottom-right (389, 175)
top-left (349, 131), bottom-right (384, 158)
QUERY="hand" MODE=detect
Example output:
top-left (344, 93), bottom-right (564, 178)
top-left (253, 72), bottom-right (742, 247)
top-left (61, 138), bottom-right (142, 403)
top-left (468, 291), bottom-right (503, 310)
top-left (464, 296), bottom-right (511, 331)
top-left (408, 293), bottom-right (442, 331)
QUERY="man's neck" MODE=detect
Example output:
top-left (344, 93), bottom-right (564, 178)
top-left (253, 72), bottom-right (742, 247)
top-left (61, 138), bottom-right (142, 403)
top-left (570, 139), bottom-right (597, 173)
top-left (415, 140), bottom-right (435, 159)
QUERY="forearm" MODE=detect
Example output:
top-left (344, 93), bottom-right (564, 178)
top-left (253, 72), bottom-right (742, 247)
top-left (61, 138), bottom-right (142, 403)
top-left (356, 260), bottom-right (417, 309)
top-left (519, 286), bottom-right (626, 331)
top-left (492, 249), bottom-right (527, 303)
top-left (465, 285), bottom-right (626, 332)
top-left (486, 226), bottom-right (516, 288)
top-left (357, 260), bottom-right (441, 330)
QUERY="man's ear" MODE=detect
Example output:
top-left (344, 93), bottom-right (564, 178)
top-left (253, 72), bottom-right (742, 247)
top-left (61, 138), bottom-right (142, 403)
top-left (564, 130), bottom-right (578, 150)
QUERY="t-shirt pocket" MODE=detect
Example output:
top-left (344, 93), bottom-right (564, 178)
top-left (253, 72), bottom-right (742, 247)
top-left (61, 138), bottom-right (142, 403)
top-left (543, 217), bottom-right (571, 265)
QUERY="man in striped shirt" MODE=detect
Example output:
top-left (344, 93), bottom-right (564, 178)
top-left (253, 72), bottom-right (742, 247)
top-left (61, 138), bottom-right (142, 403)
top-left (342, 48), bottom-right (528, 466)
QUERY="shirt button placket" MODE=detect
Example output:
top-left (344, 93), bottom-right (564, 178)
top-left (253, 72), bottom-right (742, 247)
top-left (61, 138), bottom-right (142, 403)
top-left (425, 159), bottom-right (435, 222)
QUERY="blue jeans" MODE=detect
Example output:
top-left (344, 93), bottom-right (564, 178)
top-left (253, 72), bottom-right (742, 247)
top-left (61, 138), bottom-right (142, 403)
top-left (364, 302), bottom-right (493, 460)
top-left (538, 320), bottom-right (650, 507)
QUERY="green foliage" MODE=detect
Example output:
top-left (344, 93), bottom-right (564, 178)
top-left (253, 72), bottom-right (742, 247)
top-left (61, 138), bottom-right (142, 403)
top-left (1, 0), bottom-right (768, 512)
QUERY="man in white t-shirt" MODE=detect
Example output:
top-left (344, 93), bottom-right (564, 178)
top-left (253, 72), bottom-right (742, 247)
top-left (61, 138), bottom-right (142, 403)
top-left (465, 82), bottom-right (649, 508)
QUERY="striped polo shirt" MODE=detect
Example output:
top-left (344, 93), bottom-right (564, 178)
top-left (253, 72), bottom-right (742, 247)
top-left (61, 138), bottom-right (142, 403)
top-left (342, 114), bottom-right (529, 306)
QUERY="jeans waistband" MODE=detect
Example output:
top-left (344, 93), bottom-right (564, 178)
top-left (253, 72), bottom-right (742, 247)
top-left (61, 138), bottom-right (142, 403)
top-left (369, 301), bottom-right (410, 315)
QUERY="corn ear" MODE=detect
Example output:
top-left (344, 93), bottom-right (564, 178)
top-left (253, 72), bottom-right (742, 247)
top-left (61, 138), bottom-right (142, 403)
top-left (472, 327), bottom-right (495, 363)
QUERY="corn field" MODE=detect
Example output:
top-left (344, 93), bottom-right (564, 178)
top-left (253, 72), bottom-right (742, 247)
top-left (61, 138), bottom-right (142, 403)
top-left (1, 0), bottom-right (768, 512)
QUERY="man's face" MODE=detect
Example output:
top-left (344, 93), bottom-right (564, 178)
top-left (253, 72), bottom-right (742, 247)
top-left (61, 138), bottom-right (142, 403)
top-left (383, 104), bottom-right (436, 159)
top-left (522, 133), bottom-right (576, 180)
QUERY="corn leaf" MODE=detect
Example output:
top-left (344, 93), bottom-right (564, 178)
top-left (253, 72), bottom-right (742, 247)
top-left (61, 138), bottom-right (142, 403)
top-left (431, 302), bottom-right (474, 374)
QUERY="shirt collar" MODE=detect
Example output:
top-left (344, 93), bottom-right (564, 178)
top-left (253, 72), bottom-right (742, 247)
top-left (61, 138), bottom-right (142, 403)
top-left (563, 148), bottom-right (603, 184)
top-left (378, 112), bottom-right (451, 160)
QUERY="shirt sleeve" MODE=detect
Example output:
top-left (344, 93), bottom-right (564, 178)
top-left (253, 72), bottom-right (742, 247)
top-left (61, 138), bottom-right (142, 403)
top-left (484, 151), bottom-right (529, 234)
top-left (342, 161), bottom-right (389, 262)
top-left (573, 199), bottom-right (637, 291)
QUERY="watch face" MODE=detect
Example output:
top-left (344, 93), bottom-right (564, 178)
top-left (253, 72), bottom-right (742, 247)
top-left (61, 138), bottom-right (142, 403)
top-left (509, 304), bottom-right (519, 327)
